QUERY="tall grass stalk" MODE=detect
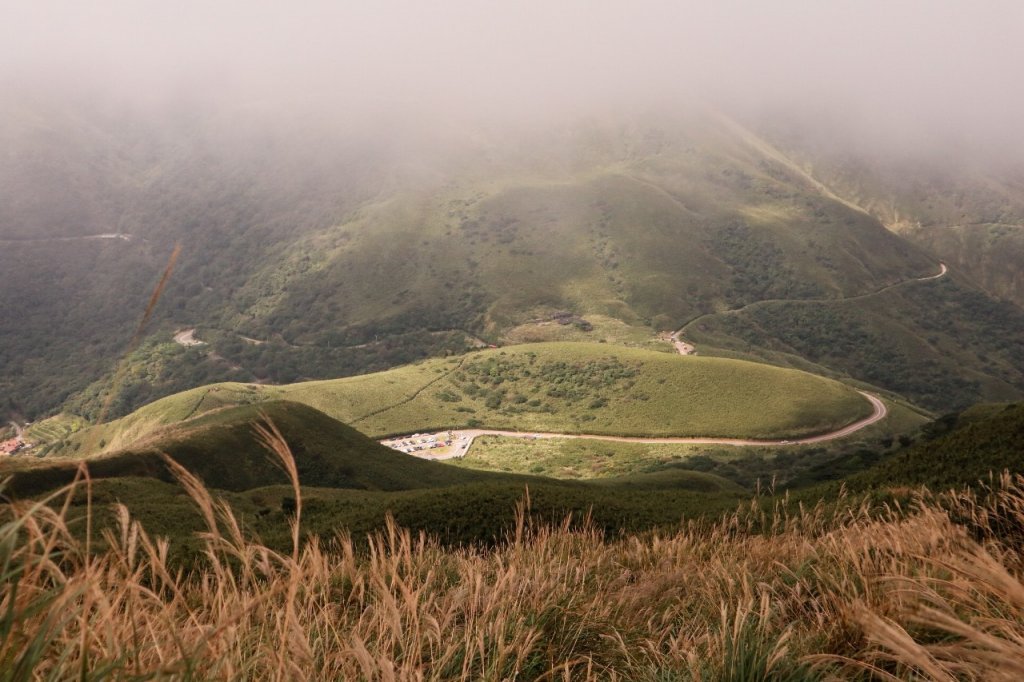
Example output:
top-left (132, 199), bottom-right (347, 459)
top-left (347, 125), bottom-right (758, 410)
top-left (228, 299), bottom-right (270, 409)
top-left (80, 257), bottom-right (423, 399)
top-left (3, 434), bottom-right (1024, 679)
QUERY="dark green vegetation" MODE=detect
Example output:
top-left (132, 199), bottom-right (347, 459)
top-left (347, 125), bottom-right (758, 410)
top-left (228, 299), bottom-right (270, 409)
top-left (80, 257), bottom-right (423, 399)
top-left (688, 276), bottom-right (1024, 411)
top-left (5, 394), bottom-right (1023, 569)
top-left (10, 100), bottom-right (1023, 425)
top-left (2, 401), bottom-right (743, 561)
top-left (666, 402), bottom-right (1024, 496)
top-left (847, 402), bottom-right (1024, 491)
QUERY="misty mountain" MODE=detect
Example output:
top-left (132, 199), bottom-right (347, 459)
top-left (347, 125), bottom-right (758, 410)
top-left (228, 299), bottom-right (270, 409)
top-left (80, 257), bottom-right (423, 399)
top-left (2, 101), bottom-right (1023, 420)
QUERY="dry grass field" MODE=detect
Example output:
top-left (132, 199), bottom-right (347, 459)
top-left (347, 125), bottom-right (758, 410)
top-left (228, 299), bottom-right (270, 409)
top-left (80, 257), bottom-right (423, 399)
top-left (4, 428), bottom-right (1024, 680)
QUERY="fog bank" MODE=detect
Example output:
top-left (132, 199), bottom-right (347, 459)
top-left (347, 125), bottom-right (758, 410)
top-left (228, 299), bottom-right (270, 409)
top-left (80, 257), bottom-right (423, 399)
top-left (3, 1), bottom-right (1023, 155)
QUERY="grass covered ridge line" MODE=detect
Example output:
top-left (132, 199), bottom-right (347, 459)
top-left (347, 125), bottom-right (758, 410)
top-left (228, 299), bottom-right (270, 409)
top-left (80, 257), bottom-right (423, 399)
top-left (298, 343), bottom-right (872, 440)
top-left (57, 342), bottom-right (875, 458)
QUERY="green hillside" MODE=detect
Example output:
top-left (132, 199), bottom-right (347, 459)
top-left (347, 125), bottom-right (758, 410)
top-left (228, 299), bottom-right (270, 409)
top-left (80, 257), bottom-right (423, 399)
top-left (447, 396), bottom-right (929, 481)
top-left (758, 121), bottom-right (1024, 308)
top-left (42, 342), bottom-right (876, 458)
top-left (2, 401), bottom-right (504, 499)
top-left (11, 393), bottom-right (1021, 565)
top-left (3, 104), bottom-right (1022, 425)
top-left (905, 222), bottom-right (1024, 306)
top-left (849, 402), bottom-right (1024, 491)
top-left (3, 106), bottom-right (962, 424)
top-left (281, 343), bottom-right (873, 438)
top-left (688, 275), bottom-right (1024, 410)
top-left (4, 397), bottom-right (744, 558)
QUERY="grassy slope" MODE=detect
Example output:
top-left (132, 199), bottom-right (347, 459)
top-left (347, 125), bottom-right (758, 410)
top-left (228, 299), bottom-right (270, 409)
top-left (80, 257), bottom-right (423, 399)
top-left (282, 343), bottom-right (873, 438)
top-left (688, 275), bottom-right (1024, 411)
top-left (848, 402), bottom-right (1024, 491)
top-left (6, 398), bottom-right (744, 556)
top-left (449, 397), bottom-right (928, 481)
top-left (50, 342), bottom-right (874, 458)
top-left (236, 113), bottom-right (936, 346)
top-left (768, 401), bottom-right (1024, 514)
top-left (11, 391), bottom-right (1022, 564)
top-left (3, 401), bottom-right (506, 499)
top-left (451, 435), bottom-right (715, 479)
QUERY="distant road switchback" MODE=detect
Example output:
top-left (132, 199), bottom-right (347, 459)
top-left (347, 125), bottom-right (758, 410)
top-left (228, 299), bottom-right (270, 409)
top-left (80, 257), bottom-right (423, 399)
top-left (668, 261), bottom-right (948, 356)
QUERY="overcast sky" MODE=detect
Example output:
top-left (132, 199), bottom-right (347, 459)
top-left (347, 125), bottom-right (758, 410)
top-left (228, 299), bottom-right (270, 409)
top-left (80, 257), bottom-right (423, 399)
top-left (2, 1), bottom-right (1023, 153)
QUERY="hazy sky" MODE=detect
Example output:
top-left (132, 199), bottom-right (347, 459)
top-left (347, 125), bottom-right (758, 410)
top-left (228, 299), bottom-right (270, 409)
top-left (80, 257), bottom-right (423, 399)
top-left (3, 1), bottom-right (1023, 152)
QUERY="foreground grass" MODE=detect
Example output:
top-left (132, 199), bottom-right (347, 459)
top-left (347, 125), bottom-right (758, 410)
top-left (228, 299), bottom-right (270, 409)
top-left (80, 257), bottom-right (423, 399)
top-left (5, 430), bottom-right (1024, 679)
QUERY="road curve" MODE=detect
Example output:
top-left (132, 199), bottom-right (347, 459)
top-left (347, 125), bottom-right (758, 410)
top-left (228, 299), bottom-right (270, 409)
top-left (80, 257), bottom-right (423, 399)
top-left (387, 264), bottom-right (948, 459)
top-left (916, 262), bottom-right (948, 281)
top-left (173, 328), bottom-right (206, 347)
top-left (386, 390), bottom-right (888, 460)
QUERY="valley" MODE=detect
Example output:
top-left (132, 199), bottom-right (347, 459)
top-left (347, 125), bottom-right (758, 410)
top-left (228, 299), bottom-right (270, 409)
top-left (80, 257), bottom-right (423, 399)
top-left (12, 108), bottom-right (1020, 425)
top-left (5, 2), bottom-right (1024, 678)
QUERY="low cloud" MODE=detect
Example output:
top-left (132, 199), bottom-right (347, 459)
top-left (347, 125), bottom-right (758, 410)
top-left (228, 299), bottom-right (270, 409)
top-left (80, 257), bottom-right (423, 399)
top-left (2, 0), bottom-right (1023, 156)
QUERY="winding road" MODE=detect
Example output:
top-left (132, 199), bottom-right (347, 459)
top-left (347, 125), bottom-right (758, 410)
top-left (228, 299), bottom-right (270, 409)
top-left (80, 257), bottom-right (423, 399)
top-left (384, 390), bottom-right (889, 460)
top-left (386, 264), bottom-right (952, 459)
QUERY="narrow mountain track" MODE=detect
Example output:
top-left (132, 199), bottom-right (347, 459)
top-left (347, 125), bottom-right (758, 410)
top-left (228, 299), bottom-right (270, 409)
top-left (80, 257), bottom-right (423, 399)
top-left (352, 357), bottom-right (469, 424)
top-left (671, 262), bottom-right (948, 354)
top-left (0, 233), bottom-right (133, 245)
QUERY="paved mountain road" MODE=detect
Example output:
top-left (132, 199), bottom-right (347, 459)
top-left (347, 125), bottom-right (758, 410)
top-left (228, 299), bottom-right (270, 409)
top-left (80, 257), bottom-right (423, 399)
top-left (387, 265), bottom-right (949, 458)
top-left (388, 390), bottom-right (888, 460)
top-left (0, 233), bottom-right (133, 245)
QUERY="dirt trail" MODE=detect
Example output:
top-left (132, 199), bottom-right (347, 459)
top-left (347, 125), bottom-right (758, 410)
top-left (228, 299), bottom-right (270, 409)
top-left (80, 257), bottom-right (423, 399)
top-left (669, 333), bottom-right (695, 355)
top-left (0, 233), bottom-right (133, 245)
top-left (386, 390), bottom-right (888, 460)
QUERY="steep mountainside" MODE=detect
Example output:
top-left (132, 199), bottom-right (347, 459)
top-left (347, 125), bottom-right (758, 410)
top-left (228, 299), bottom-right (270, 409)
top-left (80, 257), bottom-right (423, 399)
top-left (2, 100), bottom-right (1022, 419)
top-left (756, 119), bottom-right (1024, 308)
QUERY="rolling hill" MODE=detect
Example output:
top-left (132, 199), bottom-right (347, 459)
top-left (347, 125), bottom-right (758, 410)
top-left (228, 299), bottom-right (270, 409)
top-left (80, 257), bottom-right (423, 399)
top-left (6, 387), bottom-right (1021, 561)
top-left (8, 103), bottom-right (1020, 424)
top-left (33, 342), bottom-right (878, 459)
top-left (2, 398), bottom-right (746, 559)
top-left (3, 401), bottom-right (501, 499)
